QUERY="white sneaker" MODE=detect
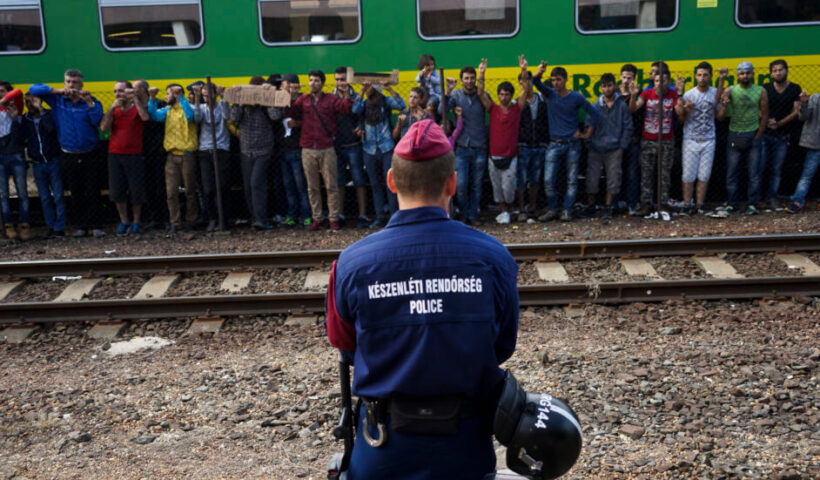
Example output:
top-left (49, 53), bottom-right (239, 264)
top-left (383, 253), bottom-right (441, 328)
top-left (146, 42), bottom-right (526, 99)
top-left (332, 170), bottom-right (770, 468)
top-left (495, 211), bottom-right (511, 224)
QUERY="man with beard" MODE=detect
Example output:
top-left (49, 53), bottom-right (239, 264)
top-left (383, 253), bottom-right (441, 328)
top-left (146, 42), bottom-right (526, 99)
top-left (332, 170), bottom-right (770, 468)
top-left (148, 84), bottom-right (200, 233)
top-left (333, 67), bottom-right (369, 228)
top-left (191, 82), bottom-right (231, 231)
top-left (761, 59), bottom-right (802, 211)
top-left (279, 73), bottom-right (312, 228)
top-left (134, 79), bottom-right (169, 230)
top-left (717, 61), bottom-right (769, 215)
top-left (445, 65), bottom-right (490, 226)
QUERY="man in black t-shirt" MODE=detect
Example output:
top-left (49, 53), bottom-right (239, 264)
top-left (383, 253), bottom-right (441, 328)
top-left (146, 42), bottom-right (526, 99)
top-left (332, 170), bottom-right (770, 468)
top-left (761, 59), bottom-right (802, 211)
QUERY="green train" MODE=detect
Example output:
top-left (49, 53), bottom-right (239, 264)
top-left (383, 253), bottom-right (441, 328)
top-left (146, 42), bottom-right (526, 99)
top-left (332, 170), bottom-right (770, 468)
top-left (2, 0), bottom-right (819, 95)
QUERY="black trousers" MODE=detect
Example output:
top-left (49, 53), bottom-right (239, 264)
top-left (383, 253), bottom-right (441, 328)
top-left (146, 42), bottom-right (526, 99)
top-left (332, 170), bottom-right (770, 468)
top-left (198, 149), bottom-right (231, 225)
top-left (60, 150), bottom-right (104, 230)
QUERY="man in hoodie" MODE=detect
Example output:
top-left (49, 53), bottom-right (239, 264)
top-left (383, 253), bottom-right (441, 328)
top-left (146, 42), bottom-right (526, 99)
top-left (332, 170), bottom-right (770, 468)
top-left (583, 73), bottom-right (632, 219)
top-left (29, 70), bottom-right (105, 237)
top-left (21, 92), bottom-right (67, 238)
top-left (0, 83), bottom-right (29, 240)
top-left (192, 82), bottom-right (231, 231)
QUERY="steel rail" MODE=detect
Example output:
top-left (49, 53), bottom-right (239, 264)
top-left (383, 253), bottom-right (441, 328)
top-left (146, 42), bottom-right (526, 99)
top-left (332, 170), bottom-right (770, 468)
top-left (2, 276), bottom-right (818, 325)
top-left (1, 234), bottom-right (819, 279)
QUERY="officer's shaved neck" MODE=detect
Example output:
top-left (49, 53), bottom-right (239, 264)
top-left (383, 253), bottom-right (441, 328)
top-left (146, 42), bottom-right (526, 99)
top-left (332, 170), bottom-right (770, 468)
top-left (387, 168), bottom-right (456, 212)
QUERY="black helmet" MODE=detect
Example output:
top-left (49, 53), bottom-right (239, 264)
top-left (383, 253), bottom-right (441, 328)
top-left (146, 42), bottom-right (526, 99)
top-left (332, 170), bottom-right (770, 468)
top-left (494, 371), bottom-right (583, 480)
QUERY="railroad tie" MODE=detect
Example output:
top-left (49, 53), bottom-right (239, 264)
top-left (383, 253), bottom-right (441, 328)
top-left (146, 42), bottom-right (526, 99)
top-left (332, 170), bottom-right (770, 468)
top-left (134, 274), bottom-right (180, 299)
top-left (775, 254), bottom-right (820, 276)
top-left (0, 281), bottom-right (25, 301)
top-left (619, 259), bottom-right (662, 280)
top-left (535, 262), bottom-right (570, 283)
top-left (304, 271), bottom-right (330, 289)
top-left (53, 278), bottom-right (103, 302)
top-left (221, 272), bottom-right (253, 293)
top-left (1, 326), bottom-right (37, 344)
top-left (693, 256), bottom-right (744, 279)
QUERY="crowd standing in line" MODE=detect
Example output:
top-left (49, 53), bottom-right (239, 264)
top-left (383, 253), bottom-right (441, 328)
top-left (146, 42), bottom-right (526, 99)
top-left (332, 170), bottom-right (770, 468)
top-left (0, 56), bottom-right (818, 241)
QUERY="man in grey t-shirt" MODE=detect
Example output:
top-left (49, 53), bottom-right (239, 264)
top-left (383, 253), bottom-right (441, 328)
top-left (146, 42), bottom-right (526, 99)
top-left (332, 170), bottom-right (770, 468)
top-left (445, 66), bottom-right (490, 225)
top-left (676, 62), bottom-right (727, 215)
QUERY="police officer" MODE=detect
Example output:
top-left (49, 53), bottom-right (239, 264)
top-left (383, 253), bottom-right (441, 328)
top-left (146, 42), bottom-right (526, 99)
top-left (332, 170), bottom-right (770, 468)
top-left (326, 118), bottom-right (519, 479)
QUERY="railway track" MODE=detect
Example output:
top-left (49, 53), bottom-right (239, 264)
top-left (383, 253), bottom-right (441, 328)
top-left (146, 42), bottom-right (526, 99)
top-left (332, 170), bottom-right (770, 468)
top-left (1, 234), bottom-right (819, 327)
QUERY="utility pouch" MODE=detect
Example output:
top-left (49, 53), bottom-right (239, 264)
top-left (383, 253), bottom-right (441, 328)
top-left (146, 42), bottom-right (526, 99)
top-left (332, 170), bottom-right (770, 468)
top-left (490, 155), bottom-right (514, 170)
top-left (389, 396), bottom-right (462, 435)
top-left (728, 133), bottom-right (754, 150)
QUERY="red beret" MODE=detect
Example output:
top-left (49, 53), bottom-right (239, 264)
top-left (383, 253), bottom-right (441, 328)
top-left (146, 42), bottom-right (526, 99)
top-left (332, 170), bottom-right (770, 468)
top-left (394, 119), bottom-right (452, 162)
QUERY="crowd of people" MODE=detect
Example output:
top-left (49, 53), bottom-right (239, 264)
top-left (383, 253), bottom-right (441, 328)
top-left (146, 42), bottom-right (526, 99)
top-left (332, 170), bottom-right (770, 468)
top-left (0, 55), bottom-right (818, 241)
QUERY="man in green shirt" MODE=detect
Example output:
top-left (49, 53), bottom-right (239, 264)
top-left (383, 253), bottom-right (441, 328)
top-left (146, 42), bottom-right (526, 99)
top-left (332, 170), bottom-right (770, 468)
top-left (716, 61), bottom-right (769, 215)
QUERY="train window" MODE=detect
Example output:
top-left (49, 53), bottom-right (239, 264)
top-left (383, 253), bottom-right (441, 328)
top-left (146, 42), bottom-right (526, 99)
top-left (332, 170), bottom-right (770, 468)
top-left (417, 0), bottom-right (519, 40)
top-left (98, 0), bottom-right (204, 51)
top-left (736, 0), bottom-right (820, 27)
top-left (0, 0), bottom-right (46, 55)
top-left (258, 0), bottom-right (362, 46)
top-left (576, 0), bottom-right (678, 34)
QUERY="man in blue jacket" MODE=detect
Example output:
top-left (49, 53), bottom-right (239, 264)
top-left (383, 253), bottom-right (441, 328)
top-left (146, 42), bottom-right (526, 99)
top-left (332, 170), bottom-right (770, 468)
top-left (582, 73), bottom-right (632, 219)
top-left (29, 69), bottom-right (105, 238)
top-left (326, 119), bottom-right (518, 479)
top-left (21, 92), bottom-right (67, 237)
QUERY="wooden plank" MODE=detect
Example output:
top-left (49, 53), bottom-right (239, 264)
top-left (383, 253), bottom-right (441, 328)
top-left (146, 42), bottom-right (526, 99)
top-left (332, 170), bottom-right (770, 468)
top-left (188, 317), bottom-right (224, 334)
top-left (620, 258), bottom-right (662, 279)
top-left (134, 274), bottom-right (180, 299)
top-left (535, 262), bottom-right (569, 283)
top-left (304, 271), bottom-right (330, 290)
top-left (221, 272), bottom-right (252, 293)
top-left (54, 278), bottom-right (102, 302)
top-left (1, 327), bottom-right (37, 343)
top-left (346, 67), bottom-right (399, 85)
top-left (88, 322), bottom-right (127, 340)
top-left (0, 281), bottom-right (24, 301)
top-left (693, 256), bottom-right (744, 279)
top-left (223, 85), bottom-right (291, 107)
top-left (776, 253), bottom-right (820, 275)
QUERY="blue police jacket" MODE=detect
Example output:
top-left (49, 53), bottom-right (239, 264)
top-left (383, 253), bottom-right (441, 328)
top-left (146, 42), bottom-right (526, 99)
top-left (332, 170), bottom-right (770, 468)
top-left (28, 84), bottom-right (103, 153)
top-left (327, 206), bottom-right (519, 401)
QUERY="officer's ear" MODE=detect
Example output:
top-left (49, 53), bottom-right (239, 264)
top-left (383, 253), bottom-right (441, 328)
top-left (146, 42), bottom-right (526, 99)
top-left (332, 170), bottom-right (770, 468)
top-left (386, 168), bottom-right (398, 194)
top-left (445, 171), bottom-right (457, 197)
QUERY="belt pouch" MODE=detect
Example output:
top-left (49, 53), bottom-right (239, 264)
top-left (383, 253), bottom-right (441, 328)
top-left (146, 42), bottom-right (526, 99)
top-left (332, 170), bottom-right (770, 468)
top-left (389, 396), bottom-right (462, 435)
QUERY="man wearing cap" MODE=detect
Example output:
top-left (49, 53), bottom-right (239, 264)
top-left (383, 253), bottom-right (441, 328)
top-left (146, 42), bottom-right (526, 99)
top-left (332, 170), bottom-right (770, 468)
top-left (326, 119), bottom-right (519, 479)
top-left (717, 61), bottom-right (769, 215)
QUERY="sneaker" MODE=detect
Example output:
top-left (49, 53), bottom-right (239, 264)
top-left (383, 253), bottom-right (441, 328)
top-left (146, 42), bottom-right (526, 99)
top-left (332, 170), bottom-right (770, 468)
top-left (560, 210), bottom-right (572, 222)
top-left (767, 198), bottom-right (781, 212)
top-left (628, 205), bottom-right (640, 216)
top-left (279, 217), bottom-right (296, 227)
top-left (467, 218), bottom-right (484, 227)
top-left (168, 225), bottom-right (179, 234)
top-left (329, 221), bottom-right (341, 231)
top-left (116, 222), bottom-right (130, 235)
top-left (602, 205), bottom-right (614, 219)
top-left (206, 220), bottom-right (218, 232)
top-left (495, 211), bottom-right (511, 224)
top-left (307, 219), bottom-right (327, 231)
top-left (303, 217), bottom-right (312, 227)
top-left (337, 214), bottom-right (346, 227)
top-left (679, 205), bottom-right (692, 217)
top-left (634, 205), bottom-right (650, 217)
top-left (18, 223), bottom-right (31, 241)
top-left (370, 218), bottom-right (386, 229)
top-left (53, 230), bottom-right (65, 238)
top-left (73, 229), bottom-right (87, 238)
top-left (537, 210), bottom-right (557, 222)
top-left (578, 205), bottom-right (597, 218)
top-left (516, 212), bottom-right (528, 223)
top-left (785, 202), bottom-right (802, 214)
top-left (92, 229), bottom-right (106, 238)
top-left (252, 222), bottom-right (273, 231)
top-left (131, 223), bottom-right (142, 234)
top-left (746, 204), bottom-right (759, 215)
top-left (356, 216), bottom-right (371, 229)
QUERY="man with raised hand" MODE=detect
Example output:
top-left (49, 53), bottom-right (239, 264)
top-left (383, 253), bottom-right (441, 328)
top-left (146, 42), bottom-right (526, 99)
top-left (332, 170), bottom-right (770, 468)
top-left (716, 61), bottom-right (769, 216)
top-left (532, 61), bottom-right (600, 222)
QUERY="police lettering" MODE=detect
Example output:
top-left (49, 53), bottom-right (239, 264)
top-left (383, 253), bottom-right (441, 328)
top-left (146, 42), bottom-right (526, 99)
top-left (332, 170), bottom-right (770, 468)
top-left (409, 298), bottom-right (443, 314)
top-left (368, 275), bottom-right (483, 299)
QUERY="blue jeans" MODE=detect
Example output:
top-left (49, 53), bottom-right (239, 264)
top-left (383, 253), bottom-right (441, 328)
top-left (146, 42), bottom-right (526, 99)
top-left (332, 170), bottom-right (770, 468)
top-left (726, 132), bottom-right (762, 208)
top-left (454, 147), bottom-right (487, 220)
top-left (516, 146), bottom-right (545, 190)
top-left (544, 140), bottom-right (582, 212)
top-left (32, 161), bottom-right (66, 231)
top-left (623, 141), bottom-right (641, 208)
top-left (337, 145), bottom-right (367, 187)
top-left (761, 134), bottom-right (789, 201)
top-left (0, 153), bottom-right (29, 224)
top-left (281, 151), bottom-right (311, 220)
top-left (364, 148), bottom-right (397, 218)
top-left (791, 149), bottom-right (820, 206)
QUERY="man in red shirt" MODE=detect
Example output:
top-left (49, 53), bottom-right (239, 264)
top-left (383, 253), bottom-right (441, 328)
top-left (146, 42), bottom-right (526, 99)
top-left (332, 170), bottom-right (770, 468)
top-left (476, 56), bottom-right (530, 224)
top-left (287, 70), bottom-right (353, 232)
top-left (100, 80), bottom-right (149, 234)
top-left (629, 69), bottom-right (679, 215)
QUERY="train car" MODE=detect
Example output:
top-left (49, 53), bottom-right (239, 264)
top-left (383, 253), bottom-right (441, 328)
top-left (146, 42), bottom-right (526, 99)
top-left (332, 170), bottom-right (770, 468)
top-left (2, 0), bottom-right (819, 97)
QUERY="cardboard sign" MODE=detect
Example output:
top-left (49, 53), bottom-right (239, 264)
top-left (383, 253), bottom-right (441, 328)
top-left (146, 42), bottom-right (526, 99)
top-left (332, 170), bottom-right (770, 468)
top-left (346, 68), bottom-right (400, 85)
top-left (223, 85), bottom-right (291, 107)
